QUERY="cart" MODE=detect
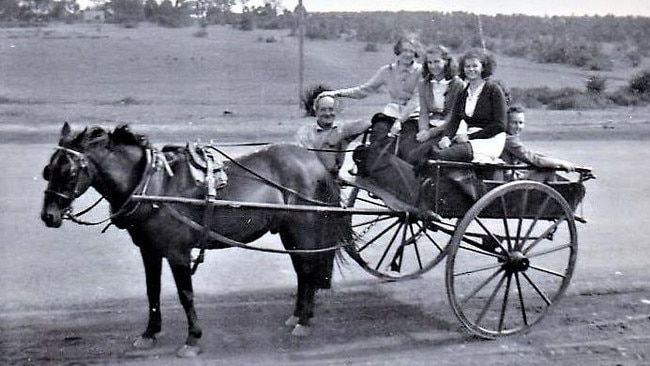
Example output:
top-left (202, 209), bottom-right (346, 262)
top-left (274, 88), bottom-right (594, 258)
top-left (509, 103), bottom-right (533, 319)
top-left (337, 155), bottom-right (594, 339)
top-left (128, 142), bottom-right (593, 340)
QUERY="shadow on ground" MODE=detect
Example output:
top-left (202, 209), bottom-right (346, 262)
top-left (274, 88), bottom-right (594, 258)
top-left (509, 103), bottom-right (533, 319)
top-left (1, 287), bottom-right (469, 364)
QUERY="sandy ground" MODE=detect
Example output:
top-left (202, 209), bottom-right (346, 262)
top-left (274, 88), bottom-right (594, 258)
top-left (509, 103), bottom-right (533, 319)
top-left (1, 138), bottom-right (650, 365)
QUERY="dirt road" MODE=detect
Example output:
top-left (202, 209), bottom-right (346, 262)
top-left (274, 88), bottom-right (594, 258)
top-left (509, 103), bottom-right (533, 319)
top-left (1, 140), bottom-right (650, 365)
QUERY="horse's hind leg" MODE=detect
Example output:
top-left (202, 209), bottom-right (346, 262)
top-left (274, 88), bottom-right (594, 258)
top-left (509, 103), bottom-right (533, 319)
top-left (133, 247), bottom-right (163, 349)
top-left (169, 262), bottom-right (203, 357)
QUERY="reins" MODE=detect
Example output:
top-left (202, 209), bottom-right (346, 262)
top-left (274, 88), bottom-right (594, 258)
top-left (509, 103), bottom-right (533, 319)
top-left (162, 204), bottom-right (352, 255)
top-left (207, 145), bottom-right (338, 207)
top-left (56, 143), bottom-right (352, 258)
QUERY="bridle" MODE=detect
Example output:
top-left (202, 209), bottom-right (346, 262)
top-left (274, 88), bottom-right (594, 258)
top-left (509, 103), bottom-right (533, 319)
top-left (44, 146), bottom-right (94, 206)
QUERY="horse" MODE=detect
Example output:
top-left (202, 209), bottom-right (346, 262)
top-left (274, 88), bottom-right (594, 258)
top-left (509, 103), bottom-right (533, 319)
top-left (40, 123), bottom-right (352, 357)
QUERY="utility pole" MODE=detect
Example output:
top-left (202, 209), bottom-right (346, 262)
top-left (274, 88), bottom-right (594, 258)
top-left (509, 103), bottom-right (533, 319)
top-left (296, 0), bottom-right (306, 108)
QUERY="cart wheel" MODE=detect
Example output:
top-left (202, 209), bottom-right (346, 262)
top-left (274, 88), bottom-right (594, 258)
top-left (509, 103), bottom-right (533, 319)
top-left (446, 181), bottom-right (578, 338)
top-left (343, 185), bottom-right (451, 281)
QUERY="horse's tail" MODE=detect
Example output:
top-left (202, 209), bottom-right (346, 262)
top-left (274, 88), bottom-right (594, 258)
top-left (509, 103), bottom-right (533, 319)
top-left (318, 174), bottom-right (353, 247)
top-left (312, 172), bottom-right (353, 287)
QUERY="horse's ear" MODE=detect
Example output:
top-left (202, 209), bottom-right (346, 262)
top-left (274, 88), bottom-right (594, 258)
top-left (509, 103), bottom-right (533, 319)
top-left (61, 122), bottom-right (72, 138)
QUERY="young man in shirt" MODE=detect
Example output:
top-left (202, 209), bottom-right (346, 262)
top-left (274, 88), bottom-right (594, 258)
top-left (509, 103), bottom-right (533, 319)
top-left (501, 105), bottom-right (576, 180)
top-left (296, 95), bottom-right (371, 175)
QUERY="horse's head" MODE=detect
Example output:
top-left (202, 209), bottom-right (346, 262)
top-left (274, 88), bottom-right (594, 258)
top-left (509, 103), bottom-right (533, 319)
top-left (40, 122), bottom-right (110, 227)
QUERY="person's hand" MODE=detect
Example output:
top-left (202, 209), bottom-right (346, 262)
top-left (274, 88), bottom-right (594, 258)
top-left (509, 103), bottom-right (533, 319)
top-left (453, 134), bottom-right (469, 143)
top-left (318, 91), bottom-right (337, 99)
top-left (415, 129), bottom-right (431, 142)
top-left (388, 120), bottom-right (402, 137)
top-left (558, 160), bottom-right (576, 172)
top-left (438, 136), bottom-right (451, 149)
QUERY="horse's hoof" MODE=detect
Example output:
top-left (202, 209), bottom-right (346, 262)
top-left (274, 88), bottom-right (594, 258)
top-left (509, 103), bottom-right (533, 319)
top-left (132, 335), bottom-right (156, 349)
top-left (291, 324), bottom-right (311, 337)
top-left (176, 344), bottom-right (201, 358)
top-left (284, 315), bottom-right (299, 327)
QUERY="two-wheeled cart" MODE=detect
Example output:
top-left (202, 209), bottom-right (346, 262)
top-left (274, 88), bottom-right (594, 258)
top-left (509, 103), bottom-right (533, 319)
top-left (338, 158), bottom-right (594, 338)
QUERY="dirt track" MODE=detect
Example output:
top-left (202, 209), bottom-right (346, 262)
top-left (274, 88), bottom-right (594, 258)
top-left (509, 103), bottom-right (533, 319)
top-left (2, 139), bottom-right (650, 365)
top-left (2, 286), bottom-right (649, 365)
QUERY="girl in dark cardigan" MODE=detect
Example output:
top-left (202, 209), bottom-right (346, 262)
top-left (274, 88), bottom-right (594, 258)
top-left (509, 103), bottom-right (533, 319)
top-left (408, 49), bottom-right (507, 163)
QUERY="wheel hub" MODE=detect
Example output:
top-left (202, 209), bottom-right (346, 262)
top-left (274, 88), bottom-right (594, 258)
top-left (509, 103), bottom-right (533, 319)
top-left (503, 251), bottom-right (530, 273)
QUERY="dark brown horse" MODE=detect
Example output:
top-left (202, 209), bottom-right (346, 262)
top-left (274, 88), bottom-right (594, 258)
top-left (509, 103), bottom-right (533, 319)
top-left (41, 123), bottom-right (351, 357)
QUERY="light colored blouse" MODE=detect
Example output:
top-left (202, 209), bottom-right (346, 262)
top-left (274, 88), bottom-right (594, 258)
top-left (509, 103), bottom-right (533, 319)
top-left (335, 61), bottom-right (422, 120)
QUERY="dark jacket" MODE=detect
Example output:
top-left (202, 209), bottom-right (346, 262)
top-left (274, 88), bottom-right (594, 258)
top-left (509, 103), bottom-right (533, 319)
top-left (444, 80), bottom-right (507, 140)
top-left (418, 75), bottom-right (465, 120)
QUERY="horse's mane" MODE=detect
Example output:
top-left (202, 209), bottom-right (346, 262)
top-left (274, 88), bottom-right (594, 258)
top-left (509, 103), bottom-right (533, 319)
top-left (110, 124), bottom-right (151, 148)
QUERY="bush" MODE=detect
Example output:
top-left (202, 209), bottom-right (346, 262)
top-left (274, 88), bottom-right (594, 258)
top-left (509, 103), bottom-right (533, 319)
top-left (154, 0), bottom-right (192, 28)
top-left (606, 89), bottom-right (645, 106)
top-left (586, 75), bottom-right (607, 94)
top-left (363, 42), bottom-right (378, 52)
top-left (629, 70), bottom-right (650, 94)
top-left (548, 93), bottom-right (611, 110)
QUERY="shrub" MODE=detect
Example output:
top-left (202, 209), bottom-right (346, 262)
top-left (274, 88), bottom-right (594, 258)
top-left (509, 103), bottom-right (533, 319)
top-left (548, 93), bottom-right (611, 110)
top-left (629, 70), bottom-right (650, 94)
top-left (606, 89), bottom-right (644, 106)
top-left (586, 75), bottom-right (607, 94)
top-left (363, 42), bottom-right (378, 52)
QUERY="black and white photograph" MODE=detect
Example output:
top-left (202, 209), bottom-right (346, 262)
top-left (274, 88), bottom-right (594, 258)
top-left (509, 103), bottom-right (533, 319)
top-left (1, 0), bottom-right (650, 364)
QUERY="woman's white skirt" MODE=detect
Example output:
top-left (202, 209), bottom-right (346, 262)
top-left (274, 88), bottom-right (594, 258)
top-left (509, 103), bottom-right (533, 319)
top-left (456, 121), bottom-right (506, 163)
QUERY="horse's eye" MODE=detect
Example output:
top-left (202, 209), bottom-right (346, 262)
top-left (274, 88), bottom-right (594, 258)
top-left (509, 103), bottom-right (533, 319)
top-left (43, 166), bottom-right (51, 181)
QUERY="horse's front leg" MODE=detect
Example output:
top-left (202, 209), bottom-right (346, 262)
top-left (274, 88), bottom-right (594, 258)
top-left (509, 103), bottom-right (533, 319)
top-left (285, 272), bottom-right (317, 337)
top-left (169, 262), bottom-right (203, 358)
top-left (133, 246), bottom-right (163, 349)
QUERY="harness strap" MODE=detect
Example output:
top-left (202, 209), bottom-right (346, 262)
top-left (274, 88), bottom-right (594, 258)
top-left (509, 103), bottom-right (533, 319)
top-left (192, 146), bottom-right (219, 274)
top-left (162, 204), bottom-right (351, 256)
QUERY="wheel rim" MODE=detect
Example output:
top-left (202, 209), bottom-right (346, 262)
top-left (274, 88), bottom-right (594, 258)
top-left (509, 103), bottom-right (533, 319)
top-left (342, 185), bottom-right (450, 280)
top-left (446, 181), bottom-right (578, 338)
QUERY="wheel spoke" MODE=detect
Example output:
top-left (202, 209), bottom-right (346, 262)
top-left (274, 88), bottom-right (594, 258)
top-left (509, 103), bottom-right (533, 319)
top-left (356, 218), bottom-right (401, 253)
top-left (352, 215), bottom-right (394, 229)
top-left (374, 221), bottom-right (404, 271)
top-left (475, 272), bottom-right (508, 326)
top-left (460, 268), bottom-right (504, 306)
top-left (527, 243), bottom-right (572, 258)
top-left (521, 272), bottom-right (552, 306)
top-left (459, 243), bottom-right (503, 258)
top-left (515, 273), bottom-right (528, 326)
top-left (515, 189), bottom-right (530, 251)
top-left (528, 265), bottom-right (567, 278)
top-left (455, 262), bottom-right (504, 276)
top-left (409, 223), bottom-right (424, 269)
top-left (416, 222), bottom-right (446, 253)
top-left (475, 217), bottom-right (508, 254)
top-left (423, 230), bottom-right (445, 253)
top-left (522, 217), bottom-right (567, 255)
top-left (519, 196), bottom-right (552, 251)
top-left (499, 195), bottom-right (513, 251)
top-left (356, 195), bottom-right (388, 207)
top-left (498, 273), bottom-right (513, 332)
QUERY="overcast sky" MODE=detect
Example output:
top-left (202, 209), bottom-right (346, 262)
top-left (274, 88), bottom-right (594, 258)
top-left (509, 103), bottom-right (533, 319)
top-left (251, 0), bottom-right (650, 17)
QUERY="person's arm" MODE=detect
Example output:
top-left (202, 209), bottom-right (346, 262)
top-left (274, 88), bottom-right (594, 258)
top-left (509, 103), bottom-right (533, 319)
top-left (467, 83), bottom-right (507, 140)
top-left (417, 81), bottom-right (430, 131)
top-left (341, 119), bottom-right (372, 140)
top-left (325, 65), bottom-right (388, 100)
top-left (295, 126), bottom-right (316, 148)
top-left (442, 89), bottom-right (465, 139)
top-left (506, 136), bottom-right (576, 170)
